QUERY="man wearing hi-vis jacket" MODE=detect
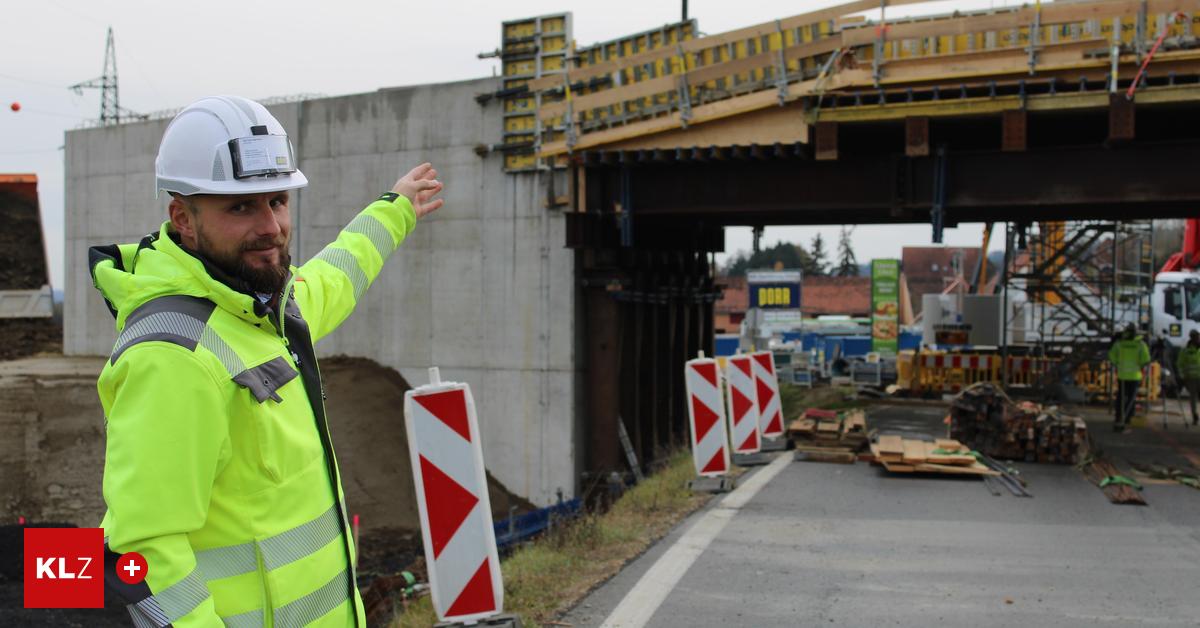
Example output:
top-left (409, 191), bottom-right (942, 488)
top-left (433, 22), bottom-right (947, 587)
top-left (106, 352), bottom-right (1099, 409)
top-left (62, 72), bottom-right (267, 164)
top-left (90, 95), bottom-right (443, 626)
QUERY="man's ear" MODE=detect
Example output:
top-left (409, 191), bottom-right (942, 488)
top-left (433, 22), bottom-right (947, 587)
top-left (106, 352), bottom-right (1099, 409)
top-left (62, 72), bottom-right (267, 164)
top-left (168, 196), bottom-right (197, 246)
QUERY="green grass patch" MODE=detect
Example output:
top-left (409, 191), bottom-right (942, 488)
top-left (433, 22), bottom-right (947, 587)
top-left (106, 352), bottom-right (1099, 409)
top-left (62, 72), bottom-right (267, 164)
top-left (390, 449), bottom-right (707, 628)
top-left (778, 383), bottom-right (863, 422)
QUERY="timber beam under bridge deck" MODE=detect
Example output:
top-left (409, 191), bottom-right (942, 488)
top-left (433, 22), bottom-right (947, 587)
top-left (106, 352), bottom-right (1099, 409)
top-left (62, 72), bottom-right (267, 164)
top-left (566, 126), bottom-right (1200, 243)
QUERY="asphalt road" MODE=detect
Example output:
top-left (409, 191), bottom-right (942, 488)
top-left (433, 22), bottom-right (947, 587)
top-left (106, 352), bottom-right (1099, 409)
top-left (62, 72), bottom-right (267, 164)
top-left (563, 404), bottom-right (1200, 628)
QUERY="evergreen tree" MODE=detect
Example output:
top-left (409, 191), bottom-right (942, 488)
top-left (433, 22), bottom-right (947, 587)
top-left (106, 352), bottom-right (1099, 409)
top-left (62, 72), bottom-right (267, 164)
top-left (835, 226), bottom-right (859, 276)
top-left (724, 241), bottom-right (813, 276)
top-left (808, 233), bottom-right (829, 276)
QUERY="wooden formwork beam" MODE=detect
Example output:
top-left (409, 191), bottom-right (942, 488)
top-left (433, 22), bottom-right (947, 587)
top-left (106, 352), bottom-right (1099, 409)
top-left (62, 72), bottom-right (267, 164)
top-left (1109, 92), bottom-right (1136, 141)
top-left (1001, 109), bottom-right (1028, 152)
top-left (905, 116), bottom-right (930, 157)
top-left (815, 121), bottom-right (839, 161)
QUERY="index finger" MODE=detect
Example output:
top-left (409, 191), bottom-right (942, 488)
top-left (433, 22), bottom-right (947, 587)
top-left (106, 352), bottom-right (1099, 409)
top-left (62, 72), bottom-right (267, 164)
top-left (405, 162), bottom-right (433, 179)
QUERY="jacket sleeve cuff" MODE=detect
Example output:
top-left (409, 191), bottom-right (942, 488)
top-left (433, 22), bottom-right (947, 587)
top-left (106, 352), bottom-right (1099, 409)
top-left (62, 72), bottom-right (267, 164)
top-left (363, 192), bottom-right (417, 249)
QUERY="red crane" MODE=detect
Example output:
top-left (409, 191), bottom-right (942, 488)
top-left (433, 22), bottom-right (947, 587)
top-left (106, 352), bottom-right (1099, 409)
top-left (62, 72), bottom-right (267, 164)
top-left (1160, 219), bottom-right (1200, 274)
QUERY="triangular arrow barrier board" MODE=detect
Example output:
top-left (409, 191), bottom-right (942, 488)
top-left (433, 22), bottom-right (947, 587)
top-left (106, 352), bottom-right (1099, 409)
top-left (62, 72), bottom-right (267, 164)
top-left (725, 354), bottom-right (761, 454)
top-left (405, 373), bottom-right (503, 623)
top-left (684, 357), bottom-right (731, 477)
top-left (751, 351), bottom-right (785, 438)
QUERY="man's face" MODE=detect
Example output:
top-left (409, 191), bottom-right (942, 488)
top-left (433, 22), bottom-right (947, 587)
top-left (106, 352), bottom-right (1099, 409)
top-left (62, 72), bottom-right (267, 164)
top-left (172, 191), bottom-right (292, 295)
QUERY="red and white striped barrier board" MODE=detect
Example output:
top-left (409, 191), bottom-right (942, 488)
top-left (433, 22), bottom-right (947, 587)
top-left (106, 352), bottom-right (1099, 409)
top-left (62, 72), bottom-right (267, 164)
top-left (405, 369), bottom-right (503, 623)
top-left (920, 354), bottom-right (999, 370)
top-left (751, 351), bottom-right (784, 438)
top-left (1007, 356), bottom-right (1051, 373)
top-left (725, 355), bottom-right (761, 454)
top-left (684, 356), bottom-right (731, 476)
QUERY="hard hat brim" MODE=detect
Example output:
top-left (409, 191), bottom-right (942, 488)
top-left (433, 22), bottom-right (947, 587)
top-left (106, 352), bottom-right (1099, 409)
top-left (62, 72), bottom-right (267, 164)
top-left (157, 170), bottom-right (308, 198)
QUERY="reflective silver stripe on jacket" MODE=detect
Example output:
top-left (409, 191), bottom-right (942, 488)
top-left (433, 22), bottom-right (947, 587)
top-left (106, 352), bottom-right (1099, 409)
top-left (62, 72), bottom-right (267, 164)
top-left (344, 213), bottom-right (396, 262)
top-left (260, 504), bottom-right (344, 571)
top-left (313, 246), bottom-right (369, 300)
top-left (195, 504), bottom-right (344, 580)
top-left (273, 568), bottom-right (352, 628)
top-left (109, 295), bottom-right (244, 378)
top-left (128, 567), bottom-right (209, 625)
top-left (221, 608), bottom-right (266, 628)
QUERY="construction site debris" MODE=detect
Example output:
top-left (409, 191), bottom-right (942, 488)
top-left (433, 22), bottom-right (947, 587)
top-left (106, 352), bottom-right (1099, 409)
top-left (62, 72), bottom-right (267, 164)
top-left (950, 383), bottom-right (1088, 464)
top-left (1079, 455), bottom-right (1147, 505)
top-left (1130, 462), bottom-right (1200, 491)
top-left (364, 564), bottom-right (429, 626)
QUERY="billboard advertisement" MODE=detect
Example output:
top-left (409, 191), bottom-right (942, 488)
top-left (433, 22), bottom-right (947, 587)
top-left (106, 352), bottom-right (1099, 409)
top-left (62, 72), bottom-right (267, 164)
top-left (871, 259), bottom-right (900, 356)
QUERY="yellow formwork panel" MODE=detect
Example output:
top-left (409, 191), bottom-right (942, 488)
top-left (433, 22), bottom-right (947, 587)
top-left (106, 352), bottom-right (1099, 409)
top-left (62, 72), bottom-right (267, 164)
top-left (505, 97), bottom-right (535, 114)
top-left (856, 13), bottom-right (1191, 66)
top-left (499, 13), bottom-right (572, 173)
top-left (505, 58), bottom-right (536, 76)
top-left (543, 35), bottom-right (567, 53)
top-left (505, 153), bottom-right (539, 170)
top-left (505, 21), bottom-right (536, 40)
top-left (505, 116), bottom-right (536, 133)
top-left (570, 21), bottom-right (696, 127)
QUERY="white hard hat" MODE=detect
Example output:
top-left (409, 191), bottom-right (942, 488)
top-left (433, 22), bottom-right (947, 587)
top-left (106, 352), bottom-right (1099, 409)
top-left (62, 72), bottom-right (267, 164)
top-left (155, 95), bottom-right (308, 197)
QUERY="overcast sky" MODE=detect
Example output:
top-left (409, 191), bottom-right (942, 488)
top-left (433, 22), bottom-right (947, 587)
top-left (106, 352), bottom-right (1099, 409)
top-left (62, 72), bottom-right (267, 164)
top-left (2, 0), bottom-right (1021, 289)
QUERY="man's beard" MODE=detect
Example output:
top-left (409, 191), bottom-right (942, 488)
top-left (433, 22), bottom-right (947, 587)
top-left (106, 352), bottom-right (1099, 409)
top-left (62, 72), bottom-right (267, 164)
top-left (196, 230), bottom-right (291, 296)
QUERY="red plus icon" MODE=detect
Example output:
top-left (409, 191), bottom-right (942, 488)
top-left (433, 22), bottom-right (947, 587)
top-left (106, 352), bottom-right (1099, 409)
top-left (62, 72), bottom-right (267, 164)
top-left (117, 552), bottom-right (147, 585)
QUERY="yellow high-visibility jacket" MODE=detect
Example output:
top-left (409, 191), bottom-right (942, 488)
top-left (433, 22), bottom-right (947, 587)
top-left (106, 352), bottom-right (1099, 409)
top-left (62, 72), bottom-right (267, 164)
top-left (1108, 335), bottom-right (1151, 382)
top-left (90, 193), bottom-right (415, 626)
top-left (1177, 344), bottom-right (1200, 381)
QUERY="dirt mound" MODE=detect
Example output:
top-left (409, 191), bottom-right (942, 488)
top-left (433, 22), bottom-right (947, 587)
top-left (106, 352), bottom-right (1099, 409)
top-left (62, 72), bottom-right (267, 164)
top-left (0, 318), bottom-right (61, 361)
top-left (322, 356), bottom-right (534, 535)
top-left (0, 188), bottom-right (49, 290)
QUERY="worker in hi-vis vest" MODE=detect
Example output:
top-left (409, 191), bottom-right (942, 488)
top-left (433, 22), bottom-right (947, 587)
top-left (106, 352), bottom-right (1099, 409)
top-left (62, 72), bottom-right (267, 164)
top-left (91, 95), bottom-right (443, 626)
top-left (1176, 329), bottom-right (1200, 426)
top-left (1107, 323), bottom-right (1151, 433)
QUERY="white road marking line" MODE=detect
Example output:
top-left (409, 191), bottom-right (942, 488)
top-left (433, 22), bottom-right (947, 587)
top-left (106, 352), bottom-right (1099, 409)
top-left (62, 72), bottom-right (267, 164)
top-left (598, 453), bottom-right (792, 628)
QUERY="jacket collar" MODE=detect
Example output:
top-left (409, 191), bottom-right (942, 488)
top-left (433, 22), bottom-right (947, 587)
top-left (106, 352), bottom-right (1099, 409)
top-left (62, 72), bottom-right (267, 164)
top-left (147, 221), bottom-right (285, 325)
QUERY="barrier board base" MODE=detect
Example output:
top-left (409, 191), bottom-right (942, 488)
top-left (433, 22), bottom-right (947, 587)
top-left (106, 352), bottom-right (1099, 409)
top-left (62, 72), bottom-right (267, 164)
top-left (760, 437), bottom-right (788, 452)
top-left (732, 452), bottom-right (772, 467)
top-left (436, 613), bottom-right (523, 628)
top-left (688, 476), bottom-right (735, 494)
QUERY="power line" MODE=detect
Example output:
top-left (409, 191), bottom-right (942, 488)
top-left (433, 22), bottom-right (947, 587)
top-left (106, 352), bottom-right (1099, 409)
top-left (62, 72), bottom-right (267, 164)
top-left (0, 72), bottom-right (68, 90)
top-left (11, 107), bottom-right (88, 120)
top-left (0, 146), bottom-right (64, 155)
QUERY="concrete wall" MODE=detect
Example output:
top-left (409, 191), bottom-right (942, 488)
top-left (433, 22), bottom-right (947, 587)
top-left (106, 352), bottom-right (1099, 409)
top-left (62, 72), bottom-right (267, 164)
top-left (63, 78), bottom-right (580, 506)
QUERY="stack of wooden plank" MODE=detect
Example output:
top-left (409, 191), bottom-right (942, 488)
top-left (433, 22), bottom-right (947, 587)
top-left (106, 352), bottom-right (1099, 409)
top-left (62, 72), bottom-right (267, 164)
top-left (870, 436), bottom-right (998, 476)
top-left (950, 383), bottom-right (1088, 464)
top-left (841, 411), bottom-right (868, 451)
top-left (787, 408), bottom-right (869, 464)
top-left (788, 409), bottom-right (868, 448)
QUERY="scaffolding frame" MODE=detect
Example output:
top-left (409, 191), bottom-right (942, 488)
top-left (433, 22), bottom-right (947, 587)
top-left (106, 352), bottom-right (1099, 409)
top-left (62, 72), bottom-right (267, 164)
top-left (1000, 220), bottom-right (1155, 397)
